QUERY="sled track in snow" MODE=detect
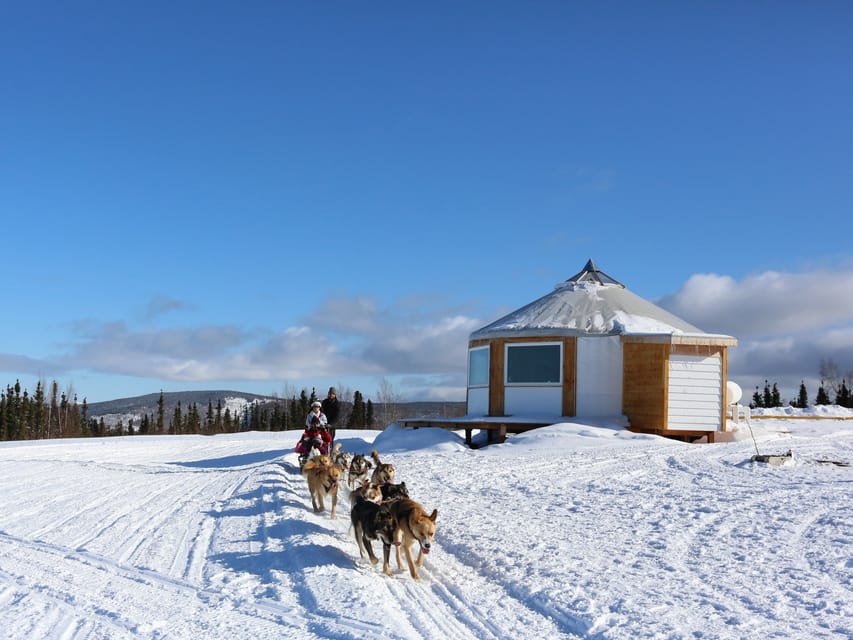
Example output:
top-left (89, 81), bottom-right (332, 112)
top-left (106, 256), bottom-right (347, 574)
top-left (272, 455), bottom-right (581, 640)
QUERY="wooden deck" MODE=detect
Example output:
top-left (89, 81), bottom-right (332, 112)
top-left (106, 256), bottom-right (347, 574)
top-left (399, 417), bottom-right (557, 446)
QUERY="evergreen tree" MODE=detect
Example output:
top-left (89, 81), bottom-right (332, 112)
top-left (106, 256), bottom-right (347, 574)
top-left (836, 379), bottom-right (851, 408)
top-left (762, 380), bottom-right (773, 409)
top-left (0, 391), bottom-right (6, 441)
top-left (60, 391), bottom-right (70, 437)
top-left (771, 383), bottom-right (781, 408)
top-left (171, 402), bottom-right (183, 434)
top-left (366, 399), bottom-right (374, 428)
top-left (348, 391), bottom-right (365, 428)
top-left (80, 398), bottom-right (89, 438)
top-left (8, 381), bottom-right (22, 440)
top-left (299, 389), bottom-right (310, 427)
top-left (186, 402), bottom-right (201, 434)
top-left (205, 400), bottom-right (214, 434)
top-left (271, 402), bottom-right (284, 432)
top-left (32, 381), bottom-right (46, 439)
top-left (48, 381), bottom-right (60, 438)
top-left (797, 381), bottom-right (809, 409)
top-left (751, 386), bottom-right (763, 409)
top-left (156, 391), bottom-right (165, 434)
top-left (288, 395), bottom-right (300, 431)
top-left (815, 382), bottom-right (830, 405)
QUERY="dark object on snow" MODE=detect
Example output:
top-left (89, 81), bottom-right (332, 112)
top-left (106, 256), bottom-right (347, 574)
top-left (751, 451), bottom-right (793, 466)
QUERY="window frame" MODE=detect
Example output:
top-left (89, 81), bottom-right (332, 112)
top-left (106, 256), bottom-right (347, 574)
top-left (467, 346), bottom-right (490, 387)
top-left (504, 341), bottom-right (563, 385)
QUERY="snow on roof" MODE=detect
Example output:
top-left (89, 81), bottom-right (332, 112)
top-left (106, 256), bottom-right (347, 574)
top-left (470, 259), bottom-right (735, 341)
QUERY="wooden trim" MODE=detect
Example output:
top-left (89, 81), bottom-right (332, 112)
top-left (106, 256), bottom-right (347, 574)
top-left (562, 337), bottom-right (576, 417)
top-left (623, 335), bottom-right (737, 347)
top-left (750, 415), bottom-right (853, 420)
top-left (720, 347), bottom-right (728, 431)
top-left (671, 344), bottom-right (723, 357)
top-left (663, 344), bottom-right (671, 427)
top-left (488, 339), bottom-right (505, 416)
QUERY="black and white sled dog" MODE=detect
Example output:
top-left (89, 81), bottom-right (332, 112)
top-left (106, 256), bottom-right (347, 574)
top-left (331, 443), bottom-right (352, 484)
top-left (347, 453), bottom-right (373, 492)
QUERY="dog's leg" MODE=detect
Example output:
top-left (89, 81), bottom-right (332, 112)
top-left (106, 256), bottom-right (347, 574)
top-left (382, 542), bottom-right (393, 576)
top-left (353, 522), bottom-right (368, 559)
top-left (330, 487), bottom-right (337, 519)
top-left (363, 535), bottom-right (379, 565)
top-left (394, 529), bottom-right (405, 572)
top-left (402, 541), bottom-right (419, 579)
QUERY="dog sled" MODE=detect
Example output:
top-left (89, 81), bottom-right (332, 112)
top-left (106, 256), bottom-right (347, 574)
top-left (297, 445), bottom-right (323, 470)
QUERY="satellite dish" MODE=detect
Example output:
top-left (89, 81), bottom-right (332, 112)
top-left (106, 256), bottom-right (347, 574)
top-left (726, 380), bottom-right (743, 405)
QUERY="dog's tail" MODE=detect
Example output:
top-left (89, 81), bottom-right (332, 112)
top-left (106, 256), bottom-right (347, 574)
top-left (333, 442), bottom-right (342, 454)
top-left (371, 448), bottom-right (382, 466)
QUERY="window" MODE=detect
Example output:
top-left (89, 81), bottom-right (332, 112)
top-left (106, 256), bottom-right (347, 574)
top-left (506, 343), bottom-right (561, 384)
top-left (468, 347), bottom-right (489, 386)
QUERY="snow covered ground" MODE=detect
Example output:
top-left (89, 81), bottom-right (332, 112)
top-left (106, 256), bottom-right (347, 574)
top-left (0, 412), bottom-right (850, 639)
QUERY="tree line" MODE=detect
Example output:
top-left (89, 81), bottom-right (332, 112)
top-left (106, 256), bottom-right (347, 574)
top-left (0, 380), bottom-right (377, 442)
top-left (751, 378), bottom-right (852, 409)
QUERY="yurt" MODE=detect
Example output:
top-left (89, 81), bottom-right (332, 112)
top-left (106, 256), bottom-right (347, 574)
top-left (466, 259), bottom-right (738, 440)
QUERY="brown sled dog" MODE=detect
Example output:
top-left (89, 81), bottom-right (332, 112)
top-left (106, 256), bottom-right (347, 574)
top-left (370, 449), bottom-right (395, 486)
top-left (389, 498), bottom-right (438, 580)
top-left (302, 455), bottom-right (341, 518)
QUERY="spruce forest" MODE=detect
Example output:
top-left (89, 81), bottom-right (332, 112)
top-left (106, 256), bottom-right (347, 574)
top-left (0, 381), bottom-right (376, 442)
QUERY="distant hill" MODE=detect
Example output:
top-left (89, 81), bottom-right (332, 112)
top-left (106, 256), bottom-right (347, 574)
top-left (86, 390), bottom-right (466, 428)
top-left (86, 390), bottom-right (276, 427)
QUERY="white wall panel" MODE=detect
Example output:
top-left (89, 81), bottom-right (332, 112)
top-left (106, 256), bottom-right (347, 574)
top-left (576, 336), bottom-right (623, 417)
top-left (668, 355), bottom-right (721, 430)
top-left (467, 387), bottom-right (489, 416)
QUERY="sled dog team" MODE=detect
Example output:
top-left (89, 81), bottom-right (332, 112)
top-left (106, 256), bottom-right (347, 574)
top-left (300, 444), bottom-right (438, 580)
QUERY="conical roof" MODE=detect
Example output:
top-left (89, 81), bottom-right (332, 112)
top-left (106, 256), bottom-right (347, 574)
top-left (470, 259), bottom-right (714, 340)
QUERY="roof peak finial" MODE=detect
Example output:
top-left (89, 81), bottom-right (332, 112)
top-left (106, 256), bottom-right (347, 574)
top-left (564, 258), bottom-right (624, 287)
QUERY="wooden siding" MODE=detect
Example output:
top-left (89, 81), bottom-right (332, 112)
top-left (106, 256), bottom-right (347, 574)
top-left (622, 342), bottom-right (668, 430)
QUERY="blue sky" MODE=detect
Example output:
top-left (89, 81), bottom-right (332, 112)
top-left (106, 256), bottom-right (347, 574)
top-left (2, 1), bottom-right (851, 405)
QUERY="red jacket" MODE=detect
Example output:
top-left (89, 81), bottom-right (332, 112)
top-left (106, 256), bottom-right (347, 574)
top-left (296, 426), bottom-right (332, 454)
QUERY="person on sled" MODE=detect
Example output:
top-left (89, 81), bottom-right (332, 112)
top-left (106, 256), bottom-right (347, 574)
top-left (296, 401), bottom-right (331, 462)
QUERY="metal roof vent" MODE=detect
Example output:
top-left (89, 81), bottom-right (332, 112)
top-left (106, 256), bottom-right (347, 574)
top-left (563, 258), bottom-right (624, 288)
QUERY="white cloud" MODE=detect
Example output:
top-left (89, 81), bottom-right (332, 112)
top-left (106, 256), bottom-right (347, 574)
top-left (51, 295), bottom-right (483, 390)
top-left (658, 266), bottom-right (853, 402)
top-left (657, 269), bottom-right (853, 338)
